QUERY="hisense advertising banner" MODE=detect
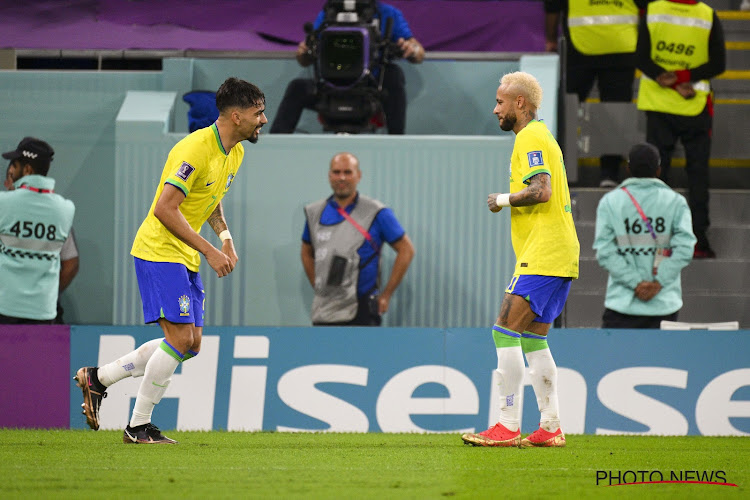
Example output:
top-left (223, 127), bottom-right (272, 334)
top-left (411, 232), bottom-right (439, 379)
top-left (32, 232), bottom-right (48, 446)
top-left (68, 326), bottom-right (750, 436)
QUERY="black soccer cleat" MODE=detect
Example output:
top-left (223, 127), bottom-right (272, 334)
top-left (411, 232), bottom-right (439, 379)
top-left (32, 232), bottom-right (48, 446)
top-left (74, 367), bottom-right (107, 430)
top-left (123, 423), bottom-right (178, 444)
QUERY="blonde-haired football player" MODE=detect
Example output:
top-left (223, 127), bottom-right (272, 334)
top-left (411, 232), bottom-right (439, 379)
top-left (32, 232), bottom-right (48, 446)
top-left (462, 71), bottom-right (579, 448)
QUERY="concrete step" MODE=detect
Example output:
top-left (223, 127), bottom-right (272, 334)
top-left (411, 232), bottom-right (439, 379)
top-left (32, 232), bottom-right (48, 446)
top-left (720, 13), bottom-right (750, 43)
top-left (576, 257), bottom-right (750, 293)
top-left (727, 46), bottom-right (750, 69)
top-left (565, 289), bottom-right (750, 327)
top-left (680, 293), bottom-right (750, 325)
top-left (709, 1), bottom-right (737, 10)
top-left (713, 77), bottom-right (750, 98)
top-left (571, 188), bottom-right (750, 226)
top-left (575, 220), bottom-right (750, 259)
top-left (570, 102), bottom-right (750, 181)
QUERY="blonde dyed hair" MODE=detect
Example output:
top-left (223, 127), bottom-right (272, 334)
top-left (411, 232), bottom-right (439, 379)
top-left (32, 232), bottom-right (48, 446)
top-left (499, 72), bottom-right (543, 110)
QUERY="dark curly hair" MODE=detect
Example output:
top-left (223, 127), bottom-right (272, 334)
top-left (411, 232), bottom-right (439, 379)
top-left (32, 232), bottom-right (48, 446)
top-left (215, 77), bottom-right (265, 113)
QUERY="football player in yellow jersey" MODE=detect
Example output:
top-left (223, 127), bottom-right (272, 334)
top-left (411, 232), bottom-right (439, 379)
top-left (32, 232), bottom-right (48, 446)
top-left (74, 77), bottom-right (267, 444)
top-left (462, 72), bottom-right (579, 449)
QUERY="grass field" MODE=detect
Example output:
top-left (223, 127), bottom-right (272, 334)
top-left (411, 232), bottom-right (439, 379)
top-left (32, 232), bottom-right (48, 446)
top-left (0, 430), bottom-right (748, 499)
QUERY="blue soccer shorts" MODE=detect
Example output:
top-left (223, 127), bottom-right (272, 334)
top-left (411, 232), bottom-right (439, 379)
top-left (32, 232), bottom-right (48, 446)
top-left (505, 274), bottom-right (572, 324)
top-left (134, 257), bottom-right (205, 326)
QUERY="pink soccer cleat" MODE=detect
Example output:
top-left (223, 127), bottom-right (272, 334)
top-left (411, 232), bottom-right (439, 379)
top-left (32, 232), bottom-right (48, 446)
top-left (461, 423), bottom-right (521, 447)
top-left (520, 426), bottom-right (566, 448)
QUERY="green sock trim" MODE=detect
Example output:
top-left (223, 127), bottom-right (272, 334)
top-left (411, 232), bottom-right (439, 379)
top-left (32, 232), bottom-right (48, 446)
top-left (521, 332), bottom-right (548, 353)
top-left (492, 325), bottom-right (522, 348)
top-left (182, 350), bottom-right (199, 361)
top-left (159, 341), bottom-right (184, 363)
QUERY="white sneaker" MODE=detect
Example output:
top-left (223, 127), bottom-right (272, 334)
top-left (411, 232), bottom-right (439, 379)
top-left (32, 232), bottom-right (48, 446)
top-left (741, 0), bottom-right (750, 11)
top-left (599, 178), bottom-right (618, 188)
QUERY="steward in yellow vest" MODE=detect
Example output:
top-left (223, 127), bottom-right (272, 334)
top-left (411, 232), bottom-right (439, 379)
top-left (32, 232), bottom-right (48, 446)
top-left (637, 0), bottom-right (724, 116)
top-left (635, 0), bottom-right (726, 258)
top-left (544, 0), bottom-right (649, 186)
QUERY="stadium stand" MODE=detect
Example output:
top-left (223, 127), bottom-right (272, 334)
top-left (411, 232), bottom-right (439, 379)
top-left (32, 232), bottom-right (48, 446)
top-left (565, 0), bottom-right (750, 327)
top-left (0, 0), bottom-right (746, 327)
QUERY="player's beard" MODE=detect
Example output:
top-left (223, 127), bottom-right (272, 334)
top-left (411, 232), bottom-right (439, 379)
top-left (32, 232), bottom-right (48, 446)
top-left (499, 111), bottom-right (516, 132)
top-left (247, 126), bottom-right (261, 144)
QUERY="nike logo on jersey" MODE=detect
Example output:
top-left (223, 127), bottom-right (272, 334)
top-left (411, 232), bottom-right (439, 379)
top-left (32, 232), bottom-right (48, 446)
top-left (206, 180), bottom-right (216, 186)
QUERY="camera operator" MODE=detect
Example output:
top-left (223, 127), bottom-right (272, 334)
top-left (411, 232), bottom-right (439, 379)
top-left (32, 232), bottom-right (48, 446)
top-left (270, 1), bottom-right (424, 135)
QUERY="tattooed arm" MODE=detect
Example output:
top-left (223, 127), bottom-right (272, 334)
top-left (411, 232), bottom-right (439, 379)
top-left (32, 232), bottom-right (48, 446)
top-left (207, 201), bottom-right (239, 268)
top-left (487, 173), bottom-right (551, 212)
top-left (207, 201), bottom-right (228, 236)
top-left (510, 173), bottom-right (551, 206)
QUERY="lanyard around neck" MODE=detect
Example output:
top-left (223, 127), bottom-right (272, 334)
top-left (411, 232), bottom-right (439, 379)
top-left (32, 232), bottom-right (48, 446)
top-left (336, 206), bottom-right (379, 253)
top-left (18, 184), bottom-right (53, 194)
top-left (621, 187), bottom-right (657, 241)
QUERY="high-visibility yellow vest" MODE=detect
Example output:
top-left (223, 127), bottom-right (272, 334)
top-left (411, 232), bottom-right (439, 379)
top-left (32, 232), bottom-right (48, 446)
top-left (568, 0), bottom-right (639, 55)
top-left (637, 0), bottom-right (714, 116)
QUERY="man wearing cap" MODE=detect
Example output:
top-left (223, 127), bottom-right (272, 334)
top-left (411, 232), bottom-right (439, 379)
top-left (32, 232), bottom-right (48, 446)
top-left (4, 162), bottom-right (79, 324)
top-left (0, 137), bottom-right (75, 324)
top-left (593, 143), bottom-right (696, 329)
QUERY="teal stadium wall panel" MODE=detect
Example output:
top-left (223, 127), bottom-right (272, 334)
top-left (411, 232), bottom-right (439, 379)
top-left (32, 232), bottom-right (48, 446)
top-left (0, 70), bottom-right (162, 324)
top-left (2, 55), bottom-right (560, 325)
top-left (113, 107), bottom-right (515, 327)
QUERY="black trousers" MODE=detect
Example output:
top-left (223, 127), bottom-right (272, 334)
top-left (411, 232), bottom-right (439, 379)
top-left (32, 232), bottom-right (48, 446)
top-left (0, 313), bottom-right (54, 325)
top-left (602, 308), bottom-right (678, 329)
top-left (270, 63), bottom-right (407, 134)
top-left (646, 106), bottom-right (712, 249)
top-left (567, 64), bottom-right (636, 181)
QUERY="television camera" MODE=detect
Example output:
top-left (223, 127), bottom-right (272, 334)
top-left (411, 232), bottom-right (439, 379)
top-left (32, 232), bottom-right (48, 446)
top-left (304, 0), bottom-right (402, 134)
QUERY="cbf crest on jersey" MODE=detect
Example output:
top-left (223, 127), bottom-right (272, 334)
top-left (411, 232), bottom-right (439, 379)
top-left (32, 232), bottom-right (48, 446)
top-left (176, 161), bottom-right (195, 181)
top-left (178, 295), bottom-right (190, 316)
top-left (527, 151), bottom-right (544, 168)
top-left (225, 172), bottom-right (235, 190)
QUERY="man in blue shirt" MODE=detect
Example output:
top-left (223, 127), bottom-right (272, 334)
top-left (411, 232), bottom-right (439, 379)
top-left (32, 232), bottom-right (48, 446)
top-left (301, 152), bottom-right (415, 325)
top-left (271, 1), bottom-right (424, 135)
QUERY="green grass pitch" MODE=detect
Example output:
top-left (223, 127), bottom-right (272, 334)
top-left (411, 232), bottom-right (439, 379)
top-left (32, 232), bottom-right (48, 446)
top-left (0, 430), bottom-right (748, 499)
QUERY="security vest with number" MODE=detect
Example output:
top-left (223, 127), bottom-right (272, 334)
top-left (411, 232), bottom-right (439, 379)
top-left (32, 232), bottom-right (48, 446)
top-left (637, 0), bottom-right (714, 116)
top-left (568, 0), bottom-right (640, 55)
top-left (593, 177), bottom-right (696, 316)
top-left (0, 175), bottom-right (75, 320)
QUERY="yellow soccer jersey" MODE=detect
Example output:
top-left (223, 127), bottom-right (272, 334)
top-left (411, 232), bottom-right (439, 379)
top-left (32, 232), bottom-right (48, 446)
top-left (508, 120), bottom-right (579, 278)
top-left (131, 123), bottom-right (244, 271)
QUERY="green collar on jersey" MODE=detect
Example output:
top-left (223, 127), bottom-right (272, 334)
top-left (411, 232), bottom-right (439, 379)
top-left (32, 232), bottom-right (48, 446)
top-left (211, 122), bottom-right (227, 156)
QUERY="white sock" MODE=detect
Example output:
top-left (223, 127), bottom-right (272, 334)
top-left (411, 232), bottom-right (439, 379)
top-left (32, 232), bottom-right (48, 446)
top-left (495, 346), bottom-right (525, 432)
top-left (129, 343), bottom-right (181, 428)
top-left (97, 338), bottom-right (163, 387)
top-left (525, 347), bottom-right (561, 432)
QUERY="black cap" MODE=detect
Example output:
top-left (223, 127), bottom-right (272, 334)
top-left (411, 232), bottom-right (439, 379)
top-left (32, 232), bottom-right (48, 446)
top-left (628, 143), bottom-right (660, 177)
top-left (2, 137), bottom-right (55, 162)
